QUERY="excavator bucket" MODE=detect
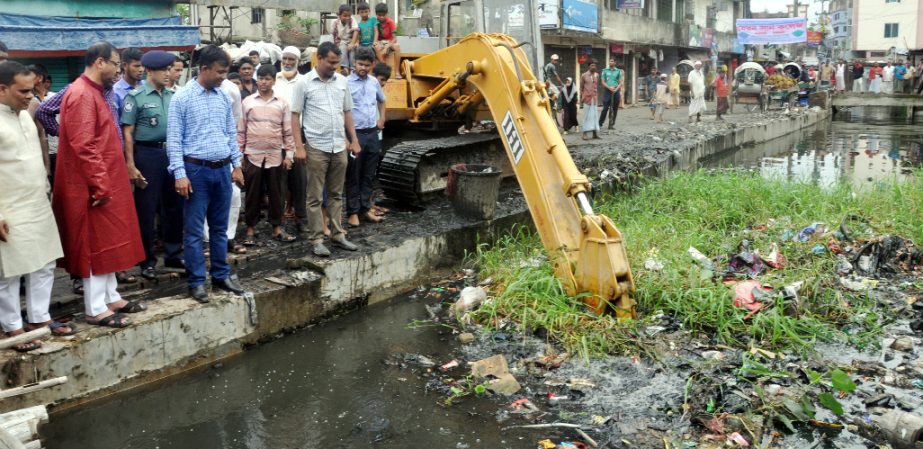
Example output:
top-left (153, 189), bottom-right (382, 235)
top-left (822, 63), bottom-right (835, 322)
top-left (573, 216), bottom-right (637, 319)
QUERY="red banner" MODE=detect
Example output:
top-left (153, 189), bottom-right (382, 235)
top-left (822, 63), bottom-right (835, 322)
top-left (807, 31), bottom-right (823, 46)
top-left (610, 43), bottom-right (625, 54)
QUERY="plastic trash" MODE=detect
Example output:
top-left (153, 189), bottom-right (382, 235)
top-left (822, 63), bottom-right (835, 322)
top-left (796, 223), bottom-right (827, 242)
top-left (688, 247), bottom-right (714, 270)
top-left (450, 286), bottom-right (487, 315)
top-left (811, 243), bottom-right (826, 254)
top-left (733, 280), bottom-right (768, 311)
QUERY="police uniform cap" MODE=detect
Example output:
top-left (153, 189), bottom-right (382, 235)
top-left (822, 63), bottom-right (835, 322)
top-left (140, 51), bottom-right (175, 70)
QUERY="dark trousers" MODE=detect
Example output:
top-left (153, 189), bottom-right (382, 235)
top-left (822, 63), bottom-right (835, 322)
top-left (183, 162), bottom-right (232, 288)
top-left (243, 159), bottom-right (284, 228)
top-left (599, 91), bottom-right (620, 128)
top-left (345, 131), bottom-right (382, 215)
top-left (285, 156), bottom-right (308, 222)
top-left (134, 145), bottom-right (184, 268)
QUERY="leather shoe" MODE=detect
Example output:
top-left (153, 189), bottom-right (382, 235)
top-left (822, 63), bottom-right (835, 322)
top-left (164, 259), bottom-right (186, 270)
top-left (140, 266), bottom-right (157, 280)
top-left (189, 285), bottom-right (209, 303)
top-left (313, 242), bottom-right (331, 257)
top-left (213, 277), bottom-right (245, 295)
top-left (331, 235), bottom-right (358, 251)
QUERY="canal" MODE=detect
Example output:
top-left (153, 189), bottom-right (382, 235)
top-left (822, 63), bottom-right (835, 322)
top-left (40, 108), bottom-right (921, 449)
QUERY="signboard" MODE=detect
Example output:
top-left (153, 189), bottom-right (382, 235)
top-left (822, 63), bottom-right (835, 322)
top-left (736, 18), bottom-right (807, 45)
top-left (577, 46), bottom-right (594, 64)
top-left (807, 30), bottom-right (823, 46)
top-left (702, 28), bottom-right (714, 48)
top-left (688, 24), bottom-right (703, 47)
top-left (610, 43), bottom-right (625, 54)
top-left (733, 38), bottom-right (745, 54)
top-left (562, 0), bottom-right (598, 33)
top-left (616, 0), bottom-right (644, 8)
top-left (538, 0), bottom-right (560, 29)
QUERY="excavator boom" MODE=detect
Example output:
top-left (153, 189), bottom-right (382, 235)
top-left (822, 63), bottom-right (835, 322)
top-left (401, 33), bottom-right (636, 316)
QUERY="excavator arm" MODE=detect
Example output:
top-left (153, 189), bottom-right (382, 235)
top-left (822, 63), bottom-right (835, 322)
top-left (401, 33), bottom-right (636, 317)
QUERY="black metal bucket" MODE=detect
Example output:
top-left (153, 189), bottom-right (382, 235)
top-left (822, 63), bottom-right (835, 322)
top-left (447, 164), bottom-right (502, 220)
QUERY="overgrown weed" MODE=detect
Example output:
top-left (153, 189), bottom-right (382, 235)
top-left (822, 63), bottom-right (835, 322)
top-left (469, 171), bottom-right (922, 358)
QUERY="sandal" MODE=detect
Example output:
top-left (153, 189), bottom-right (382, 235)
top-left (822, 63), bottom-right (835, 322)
top-left (231, 244), bottom-right (248, 255)
top-left (86, 313), bottom-right (132, 328)
top-left (273, 232), bottom-right (297, 243)
top-left (28, 321), bottom-right (79, 336)
top-left (116, 271), bottom-right (138, 284)
top-left (242, 237), bottom-right (257, 246)
top-left (114, 300), bottom-right (147, 314)
top-left (12, 340), bottom-right (42, 353)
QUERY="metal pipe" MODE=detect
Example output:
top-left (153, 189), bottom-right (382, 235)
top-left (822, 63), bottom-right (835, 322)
top-left (576, 192), bottom-right (594, 215)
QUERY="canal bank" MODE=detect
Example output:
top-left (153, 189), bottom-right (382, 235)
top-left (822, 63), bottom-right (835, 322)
top-left (2, 105), bottom-right (829, 416)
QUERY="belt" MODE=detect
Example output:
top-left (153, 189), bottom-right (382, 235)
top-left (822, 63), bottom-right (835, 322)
top-left (355, 127), bottom-right (379, 134)
top-left (136, 141), bottom-right (167, 149)
top-left (183, 156), bottom-right (231, 168)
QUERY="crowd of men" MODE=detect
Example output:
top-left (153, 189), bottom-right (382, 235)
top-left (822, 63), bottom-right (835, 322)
top-left (0, 3), bottom-right (394, 351)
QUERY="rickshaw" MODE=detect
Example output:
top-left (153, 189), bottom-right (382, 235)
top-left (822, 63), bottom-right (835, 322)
top-left (732, 62), bottom-right (768, 113)
top-left (767, 63), bottom-right (800, 108)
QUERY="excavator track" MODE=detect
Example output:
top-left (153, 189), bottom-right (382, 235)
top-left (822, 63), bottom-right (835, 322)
top-left (379, 132), bottom-right (512, 206)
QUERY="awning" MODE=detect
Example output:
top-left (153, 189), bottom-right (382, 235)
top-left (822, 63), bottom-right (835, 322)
top-left (0, 13), bottom-right (199, 57)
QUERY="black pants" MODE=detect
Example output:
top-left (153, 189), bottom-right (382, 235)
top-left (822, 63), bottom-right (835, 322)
top-left (345, 130), bottom-right (382, 215)
top-left (244, 159), bottom-right (284, 228)
top-left (599, 91), bottom-right (620, 128)
top-left (284, 158), bottom-right (308, 222)
top-left (134, 144), bottom-right (184, 268)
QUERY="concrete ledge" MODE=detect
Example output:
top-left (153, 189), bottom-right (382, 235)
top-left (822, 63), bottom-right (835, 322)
top-left (0, 206), bottom-right (529, 413)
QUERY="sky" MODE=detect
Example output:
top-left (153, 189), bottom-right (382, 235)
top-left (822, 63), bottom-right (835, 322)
top-left (751, 0), bottom-right (822, 22)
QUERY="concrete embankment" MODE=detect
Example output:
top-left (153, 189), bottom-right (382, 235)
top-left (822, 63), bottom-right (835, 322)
top-left (1, 106), bottom-right (828, 413)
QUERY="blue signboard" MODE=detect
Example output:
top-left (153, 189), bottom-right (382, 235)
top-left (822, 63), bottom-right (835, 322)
top-left (563, 0), bottom-right (598, 33)
top-left (617, 0), bottom-right (644, 9)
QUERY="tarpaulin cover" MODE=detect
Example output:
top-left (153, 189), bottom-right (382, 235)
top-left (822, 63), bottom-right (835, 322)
top-left (0, 13), bottom-right (199, 52)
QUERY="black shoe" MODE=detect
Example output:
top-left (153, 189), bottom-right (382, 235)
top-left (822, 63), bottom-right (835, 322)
top-left (164, 259), bottom-right (186, 270)
top-left (213, 277), bottom-right (245, 295)
top-left (189, 285), bottom-right (209, 303)
top-left (140, 266), bottom-right (157, 280)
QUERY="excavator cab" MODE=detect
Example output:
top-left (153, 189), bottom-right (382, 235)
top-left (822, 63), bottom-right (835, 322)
top-left (440, 0), bottom-right (544, 73)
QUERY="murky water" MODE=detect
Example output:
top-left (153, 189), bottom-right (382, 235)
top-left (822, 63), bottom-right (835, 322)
top-left (42, 291), bottom-right (533, 449)
top-left (703, 107), bottom-right (923, 186)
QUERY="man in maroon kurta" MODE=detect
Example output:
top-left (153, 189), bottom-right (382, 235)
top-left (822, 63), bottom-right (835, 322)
top-left (53, 42), bottom-right (145, 328)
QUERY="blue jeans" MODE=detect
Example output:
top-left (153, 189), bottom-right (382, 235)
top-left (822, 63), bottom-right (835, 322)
top-left (183, 162), bottom-right (232, 288)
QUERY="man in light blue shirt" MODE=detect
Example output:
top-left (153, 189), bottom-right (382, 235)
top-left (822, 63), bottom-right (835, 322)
top-left (894, 60), bottom-right (907, 93)
top-left (112, 48), bottom-right (145, 116)
top-left (166, 44), bottom-right (245, 303)
top-left (345, 47), bottom-right (386, 228)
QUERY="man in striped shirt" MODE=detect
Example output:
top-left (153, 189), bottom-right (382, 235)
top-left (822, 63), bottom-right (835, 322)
top-left (238, 65), bottom-right (295, 243)
top-left (167, 45), bottom-right (246, 303)
top-left (291, 41), bottom-right (361, 257)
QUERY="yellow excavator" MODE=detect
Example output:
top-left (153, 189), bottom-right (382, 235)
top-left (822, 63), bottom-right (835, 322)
top-left (375, 2), bottom-right (635, 317)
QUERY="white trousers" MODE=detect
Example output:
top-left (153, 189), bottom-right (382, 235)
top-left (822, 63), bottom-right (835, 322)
top-left (203, 183), bottom-right (241, 241)
top-left (0, 261), bottom-right (56, 332)
top-left (83, 272), bottom-right (122, 317)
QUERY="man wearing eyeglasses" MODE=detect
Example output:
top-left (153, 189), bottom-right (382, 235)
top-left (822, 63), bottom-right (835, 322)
top-left (53, 42), bottom-right (145, 329)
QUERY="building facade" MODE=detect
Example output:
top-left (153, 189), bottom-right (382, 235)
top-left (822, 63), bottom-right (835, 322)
top-left (852, 0), bottom-right (920, 60)
top-left (828, 0), bottom-right (852, 60)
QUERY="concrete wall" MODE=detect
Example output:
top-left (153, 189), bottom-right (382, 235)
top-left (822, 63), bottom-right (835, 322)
top-left (853, 0), bottom-right (919, 53)
top-left (2, 0), bottom-right (175, 18)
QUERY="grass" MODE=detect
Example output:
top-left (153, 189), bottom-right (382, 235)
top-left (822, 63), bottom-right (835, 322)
top-left (469, 171), bottom-right (923, 359)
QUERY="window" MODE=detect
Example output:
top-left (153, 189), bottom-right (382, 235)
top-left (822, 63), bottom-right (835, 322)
top-left (833, 26), bottom-right (838, 33)
top-left (251, 7), bottom-right (264, 24)
top-left (884, 23), bottom-right (899, 38)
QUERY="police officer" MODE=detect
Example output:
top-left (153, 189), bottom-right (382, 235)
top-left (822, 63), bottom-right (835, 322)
top-left (122, 50), bottom-right (184, 280)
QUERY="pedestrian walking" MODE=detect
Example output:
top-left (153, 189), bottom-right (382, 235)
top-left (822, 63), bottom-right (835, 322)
top-left (560, 77), bottom-right (578, 134)
top-left (669, 67), bottom-right (681, 107)
top-left (598, 58), bottom-right (621, 129)
top-left (274, 46), bottom-right (308, 234)
top-left (644, 67), bottom-right (658, 120)
top-left (653, 74), bottom-right (670, 123)
top-left (714, 66), bottom-right (729, 120)
top-left (53, 42), bottom-right (146, 328)
top-left (345, 47), bottom-right (386, 228)
top-left (290, 41), bottom-right (362, 257)
top-left (544, 54), bottom-right (563, 87)
top-left (166, 44), bottom-right (246, 303)
top-left (579, 59), bottom-right (600, 140)
top-left (0, 61), bottom-right (68, 351)
top-left (121, 51), bottom-right (185, 280)
top-left (687, 60), bottom-right (706, 123)
top-left (239, 65), bottom-right (296, 244)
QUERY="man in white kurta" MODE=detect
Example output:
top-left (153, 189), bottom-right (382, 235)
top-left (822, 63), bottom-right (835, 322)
top-left (0, 61), bottom-right (64, 350)
top-left (687, 61), bottom-right (706, 123)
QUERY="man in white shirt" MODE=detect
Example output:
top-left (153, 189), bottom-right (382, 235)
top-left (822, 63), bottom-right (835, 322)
top-left (276, 46), bottom-right (309, 233)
